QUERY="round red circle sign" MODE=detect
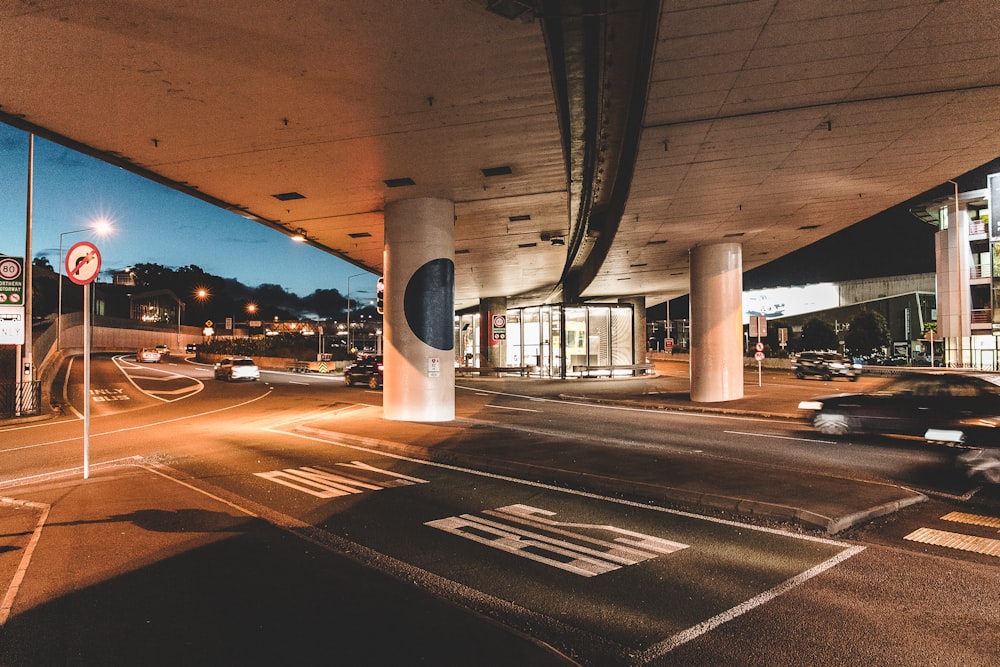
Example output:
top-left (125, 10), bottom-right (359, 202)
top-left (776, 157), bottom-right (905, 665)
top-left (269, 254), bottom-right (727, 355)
top-left (65, 241), bottom-right (102, 285)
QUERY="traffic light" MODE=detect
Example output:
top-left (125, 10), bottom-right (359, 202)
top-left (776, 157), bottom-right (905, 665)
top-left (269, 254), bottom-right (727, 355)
top-left (376, 277), bottom-right (384, 314)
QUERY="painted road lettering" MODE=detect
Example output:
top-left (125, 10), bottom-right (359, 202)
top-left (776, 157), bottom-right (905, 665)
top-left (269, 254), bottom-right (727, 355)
top-left (255, 461), bottom-right (429, 499)
top-left (90, 388), bottom-right (130, 402)
top-left (426, 504), bottom-right (689, 577)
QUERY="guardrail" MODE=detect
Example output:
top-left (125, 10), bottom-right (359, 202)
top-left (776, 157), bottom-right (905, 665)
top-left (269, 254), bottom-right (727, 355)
top-left (571, 363), bottom-right (654, 377)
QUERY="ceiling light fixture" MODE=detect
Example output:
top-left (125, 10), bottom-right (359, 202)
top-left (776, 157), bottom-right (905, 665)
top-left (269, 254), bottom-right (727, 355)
top-left (291, 229), bottom-right (307, 242)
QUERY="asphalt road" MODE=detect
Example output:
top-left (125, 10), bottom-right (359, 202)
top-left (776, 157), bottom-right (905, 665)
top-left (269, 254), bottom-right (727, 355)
top-left (0, 354), bottom-right (997, 665)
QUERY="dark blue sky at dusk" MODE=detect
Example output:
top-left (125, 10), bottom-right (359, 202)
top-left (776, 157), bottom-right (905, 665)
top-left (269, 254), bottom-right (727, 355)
top-left (0, 123), bottom-right (379, 302)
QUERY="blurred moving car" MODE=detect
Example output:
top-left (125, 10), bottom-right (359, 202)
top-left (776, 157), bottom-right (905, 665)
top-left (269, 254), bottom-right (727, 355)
top-left (956, 447), bottom-right (1000, 484)
top-left (185, 343), bottom-right (198, 353)
top-left (154, 344), bottom-right (169, 356)
top-left (137, 348), bottom-right (162, 363)
top-left (344, 355), bottom-right (383, 389)
top-left (798, 371), bottom-right (1000, 448)
top-left (214, 356), bottom-right (260, 381)
top-left (791, 351), bottom-right (861, 381)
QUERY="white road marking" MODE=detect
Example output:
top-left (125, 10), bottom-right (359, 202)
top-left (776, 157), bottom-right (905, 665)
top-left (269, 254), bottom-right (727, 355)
top-left (458, 385), bottom-right (776, 423)
top-left (904, 527), bottom-right (1000, 557)
top-left (487, 404), bottom-right (541, 413)
top-left (111, 354), bottom-right (205, 402)
top-left (279, 421), bottom-right (864, 658)
top-left (941, 511), bottom-right (1000, 529)
top-left (427, 504), bottom-right (688, 577)
top-left (0, 496), bottom-right (50, 626)
top-left (255, 461), bottom-right (429, 499)
top-left (0, 390), bottom-right (273, 458)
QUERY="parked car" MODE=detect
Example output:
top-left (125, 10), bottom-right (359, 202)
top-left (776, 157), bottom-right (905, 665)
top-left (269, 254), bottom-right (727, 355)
top-left (791, 351), bottom-right (861, 381)
top-left (344, 355), bottom-right (383, 389)
top-left (798, 371), bottom-right (1000, 448)
top-left (154, 344), bottom-right (169, 357)
top-left (214, 356), bottom-right (260, 381)
top-left (136, 348), bottom-right (162, 363)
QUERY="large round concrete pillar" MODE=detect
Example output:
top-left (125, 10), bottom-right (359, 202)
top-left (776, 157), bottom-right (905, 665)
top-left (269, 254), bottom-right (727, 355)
top-left (690, 243), bottom-right (743, 402)
top-left (478, 296), bottom-right (507, 369)
top-left (383, 198), bottom-right (455, 421)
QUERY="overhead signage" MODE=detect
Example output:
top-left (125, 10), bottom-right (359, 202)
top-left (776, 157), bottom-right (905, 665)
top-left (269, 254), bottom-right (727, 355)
top-left (0, 256), bottom-right (24, 305)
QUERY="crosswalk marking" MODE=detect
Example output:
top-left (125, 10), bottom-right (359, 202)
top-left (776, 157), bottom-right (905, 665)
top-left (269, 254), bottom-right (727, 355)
top-left (940, 511), bottom-right (1000, 530)
top-left (426, 504), bottom-right (689, 577)
top-left (904, 527), bottom-right (1000, 557)
top-left (255, 461), bottom-right (429, 499)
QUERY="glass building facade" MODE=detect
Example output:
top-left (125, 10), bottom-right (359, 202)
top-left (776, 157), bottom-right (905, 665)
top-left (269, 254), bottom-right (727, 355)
top-left (456, 302), bottom-right (638, 378)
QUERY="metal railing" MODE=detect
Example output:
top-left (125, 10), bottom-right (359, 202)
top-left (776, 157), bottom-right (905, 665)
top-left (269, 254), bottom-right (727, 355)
top-left (0, 381), bottom-right (42, 419)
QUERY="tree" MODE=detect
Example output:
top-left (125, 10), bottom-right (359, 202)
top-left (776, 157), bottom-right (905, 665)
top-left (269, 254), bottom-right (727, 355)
top-left (302, 288), bottom-right (348, 319)
top-left (798, 317), bottom-right (839, 352)
top-left (844, 310), bottom-right (890, 357)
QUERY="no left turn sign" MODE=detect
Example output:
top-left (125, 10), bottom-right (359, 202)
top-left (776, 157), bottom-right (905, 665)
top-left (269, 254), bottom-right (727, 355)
top-left (65, 241), bottom-right (102, 285)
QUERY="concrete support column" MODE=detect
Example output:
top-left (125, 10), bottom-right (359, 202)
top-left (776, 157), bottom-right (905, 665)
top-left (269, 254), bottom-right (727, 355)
top-left (383, 198), bottom-right (455, 422)
top-left (478, 296), bottom-right (507, 369)
top-left (690, 243), bottom-right (743, 402)
top-left (618, 296), bottom-right (646, 366)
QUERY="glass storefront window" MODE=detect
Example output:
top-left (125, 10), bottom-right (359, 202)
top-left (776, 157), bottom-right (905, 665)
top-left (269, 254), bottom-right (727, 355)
top-left (460, 302), bottom-right (637, 377)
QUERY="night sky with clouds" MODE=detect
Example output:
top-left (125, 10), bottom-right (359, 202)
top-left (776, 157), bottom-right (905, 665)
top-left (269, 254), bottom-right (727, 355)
top-left (0, 123), bottom-right (378, 301)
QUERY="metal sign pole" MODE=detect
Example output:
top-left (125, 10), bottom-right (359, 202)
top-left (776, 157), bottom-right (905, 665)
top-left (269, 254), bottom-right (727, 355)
top-left (83, 282), bottom-right (90, 479)
top-left (66, 240), bottom-right (101, 480)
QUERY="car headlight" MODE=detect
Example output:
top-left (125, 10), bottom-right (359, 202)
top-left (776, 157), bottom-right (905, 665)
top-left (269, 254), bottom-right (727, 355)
top-left (798, 400), bottom-right (823, 411)
top-left (958, 416), bottom-right (1000, 429)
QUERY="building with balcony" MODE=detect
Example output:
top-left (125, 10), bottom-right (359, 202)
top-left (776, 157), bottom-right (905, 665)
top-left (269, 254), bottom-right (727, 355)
top-left (912, 179), bottom-right (1000, 369)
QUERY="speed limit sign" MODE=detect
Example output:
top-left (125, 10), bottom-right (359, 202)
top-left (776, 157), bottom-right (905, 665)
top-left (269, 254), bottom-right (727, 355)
top-left (492, 314), bottom-right (507, 340)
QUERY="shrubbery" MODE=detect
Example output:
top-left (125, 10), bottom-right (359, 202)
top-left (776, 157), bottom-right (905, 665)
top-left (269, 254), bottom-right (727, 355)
top-left (198, 333), bottom-right (353, 361)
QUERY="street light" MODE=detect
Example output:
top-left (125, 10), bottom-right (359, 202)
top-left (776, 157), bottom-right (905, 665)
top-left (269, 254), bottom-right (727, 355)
top-left (346, 272), bottom-right (369, 354)
top-left (57, 218), bottom-right (112, 350)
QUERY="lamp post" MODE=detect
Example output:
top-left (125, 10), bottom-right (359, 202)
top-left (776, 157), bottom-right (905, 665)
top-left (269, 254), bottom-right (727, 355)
top-left (346, 272), bottom-right (368, 354)
top-left (57, 219), bottom-right (111, 350)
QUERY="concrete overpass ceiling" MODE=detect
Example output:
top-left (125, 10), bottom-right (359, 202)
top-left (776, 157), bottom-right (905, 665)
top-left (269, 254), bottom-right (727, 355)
top-left (2, 1), bottom-right (1000, 310)
top-left (586, 0), bottom-right (1000, 305)
top-left (0, 1), bottom-right (570, 309)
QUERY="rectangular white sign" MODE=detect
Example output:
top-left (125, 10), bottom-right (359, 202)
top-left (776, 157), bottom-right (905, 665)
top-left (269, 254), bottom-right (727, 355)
top-left (0, 305), bottom-right (25, 345)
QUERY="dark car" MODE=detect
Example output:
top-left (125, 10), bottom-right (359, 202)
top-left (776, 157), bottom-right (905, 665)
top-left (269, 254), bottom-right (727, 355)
top-left (791, 351), bottom-right (861, 381)
top-left (344, 355), bottom-right (383, 389)
top-left (798, 371), bottom-right (1000, 448)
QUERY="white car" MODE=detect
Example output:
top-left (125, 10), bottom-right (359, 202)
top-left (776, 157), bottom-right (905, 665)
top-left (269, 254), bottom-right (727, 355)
top-left (137, 348), bottom-right (162, 363)
top-left (214, 356), bottom-right (260, 381)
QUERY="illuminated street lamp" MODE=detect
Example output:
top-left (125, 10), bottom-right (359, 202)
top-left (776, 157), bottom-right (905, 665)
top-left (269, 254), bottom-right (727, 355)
top-left (346, 272), bottom-right (369, 354)
top-left (57, 218), bottom-right (112, 350)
